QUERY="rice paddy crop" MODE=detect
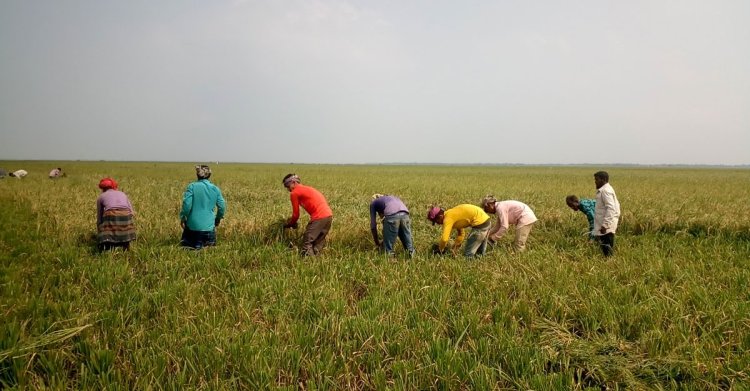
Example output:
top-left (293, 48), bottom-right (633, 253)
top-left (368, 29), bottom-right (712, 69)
top-left (1, 161), bottom-right (749, 389)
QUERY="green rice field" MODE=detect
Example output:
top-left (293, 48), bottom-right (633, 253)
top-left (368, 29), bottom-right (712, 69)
top-left (1, 161), bottom-right (749, 389)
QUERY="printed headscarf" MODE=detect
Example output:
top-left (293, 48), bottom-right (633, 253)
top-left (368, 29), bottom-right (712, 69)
top-left (195, 165), bottom-right (211, 179)
top-left (98, 177), bottom-right (118, 190)
top-left (480, 195), bottom-right (498, 209)
top-left (283, 174), bottom-right (301, 187)
top-left (371, 193), bottom-right (385, 200)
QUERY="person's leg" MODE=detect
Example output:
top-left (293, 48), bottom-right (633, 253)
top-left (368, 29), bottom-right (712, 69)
top-left (181, 229), bottom-right (214, 249)
top-left (475, 225), bottom-right (490, 256)
top-left (202, 230), bottom-right (217, 247)
top-left (463, 226), bottom-right (489, 258)
top-left (382, 215), bottom-right (399, 255)
top-left (513, 223), bottom-right (533, 252)
top-left (180, 228), bottom-right (196, 248)
top-left (476, 232), bottom-right (488, 256)
top-left (598, 233), bottom-right (615, 256)
top-left (311, 217), bottom-right (333, 255)
top-left (302, 222), bottom-right (319, 256)
top-left (397, 215), bottom-right (415, 257)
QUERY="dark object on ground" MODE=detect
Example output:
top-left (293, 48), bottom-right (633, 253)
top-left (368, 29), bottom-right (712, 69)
top-left (431, 243), bottom-right (446, 255)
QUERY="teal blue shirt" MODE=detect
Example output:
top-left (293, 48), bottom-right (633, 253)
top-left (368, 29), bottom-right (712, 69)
top-left (579, 198), bottom-right (596, 236)
top-left (180, 179), bottom-right (226, 231)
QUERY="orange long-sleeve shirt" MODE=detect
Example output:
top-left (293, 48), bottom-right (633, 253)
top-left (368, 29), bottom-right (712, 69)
top-left (288, 184), bottom-right (333, 224)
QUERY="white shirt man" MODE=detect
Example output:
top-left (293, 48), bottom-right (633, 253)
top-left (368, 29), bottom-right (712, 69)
top-left (10, 169), bottom-right (28, 179)
top-left (594, 182), bottom-right (620, 235)
top-left (593, 171), bottom-right (621, 256)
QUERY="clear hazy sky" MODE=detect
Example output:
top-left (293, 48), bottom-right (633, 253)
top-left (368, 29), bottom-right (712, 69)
top-left (1, 1), bottom-right (748, 165)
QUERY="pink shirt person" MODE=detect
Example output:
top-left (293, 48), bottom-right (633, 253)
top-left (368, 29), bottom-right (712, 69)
top-left (481, 196), bottom-right (538, 252)
top-left (488, 200), bottom-right (537, 240)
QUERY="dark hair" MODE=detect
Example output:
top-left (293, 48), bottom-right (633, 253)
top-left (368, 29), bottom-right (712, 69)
top-left (594, 171), bottom-right (609, 182)
top-left (565, 195), bottom-right (579, 204)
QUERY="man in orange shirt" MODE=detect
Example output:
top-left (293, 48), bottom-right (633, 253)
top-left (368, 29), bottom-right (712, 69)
top-left (283, 173), bottom-right (333, 256)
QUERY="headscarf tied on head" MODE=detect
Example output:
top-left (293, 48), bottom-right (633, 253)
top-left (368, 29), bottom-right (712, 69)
top-left (196, 165), bottom-right (211, 179)
top-left (480, 194), bottom-right (498, 209)
top-left (427, 206), bottom-right (443, 225)
top-left (371, 193), bottom-right (385, 200)
top-left (283, 174), bottom-right (301, 187)
top-left (98, 178), bottom-right (118, 190)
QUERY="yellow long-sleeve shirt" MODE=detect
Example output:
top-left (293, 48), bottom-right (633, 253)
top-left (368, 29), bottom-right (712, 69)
top-left (438, 204), bottom-right (490, 251)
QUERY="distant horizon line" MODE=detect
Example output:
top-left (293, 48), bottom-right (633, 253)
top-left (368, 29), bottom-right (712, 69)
top-left (1, 159), bottom-right (748, 168)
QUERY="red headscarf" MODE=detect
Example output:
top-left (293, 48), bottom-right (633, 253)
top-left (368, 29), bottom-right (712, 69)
top-left (98, 177), bottom-right (118, 190)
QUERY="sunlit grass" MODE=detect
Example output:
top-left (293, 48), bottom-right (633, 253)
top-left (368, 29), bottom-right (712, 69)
top-left (1, 161), bottom-right (749, 389)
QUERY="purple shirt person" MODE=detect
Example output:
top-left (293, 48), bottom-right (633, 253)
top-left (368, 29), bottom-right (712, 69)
top-left (369, 194), bottom-right (415, 257)
top-left (97, 188), bottom-right (134, 225)
top-left (96, 177), bottom-right (136, 251)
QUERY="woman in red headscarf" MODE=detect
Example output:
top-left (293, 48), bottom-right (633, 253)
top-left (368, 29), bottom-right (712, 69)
top-left (96, 178), bottom-right (136, 251)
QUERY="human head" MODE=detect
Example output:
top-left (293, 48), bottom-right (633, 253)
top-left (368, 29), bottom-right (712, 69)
top-left (594, 171), bottom-right (609, 189)
top-left (282, 173), bottom-right (301, 192)
top-left (98, 177), bottom-right (118, 191)
top-left (196, 165), bottom-right (211, 180)
top-left (565, 195), bottom-right (580, 211)
top-left (480, 194), bottom-right (498, 214)
top-left (427, 206), bottom-right (445, 225)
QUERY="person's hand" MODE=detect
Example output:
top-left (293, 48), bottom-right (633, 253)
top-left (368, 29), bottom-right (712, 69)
top-left (284, 220), bottom-right (298, 229)
top-left (180, 220), bottom-right (186, 229)
top-left (215, 218), bottom-right (221, 227)
top-left (600, 226), bottom-right (607, 234)
top-left (431, 244), bottom-right (446, 255)
top-left (488, 238), bottom-right (496, 247)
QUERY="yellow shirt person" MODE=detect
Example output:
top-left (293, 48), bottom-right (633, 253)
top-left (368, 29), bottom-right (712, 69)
top-left (427, 204), bottom-right (491, 257)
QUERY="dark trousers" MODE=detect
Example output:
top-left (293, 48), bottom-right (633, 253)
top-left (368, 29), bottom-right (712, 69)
top-left (303, 216), bottom-right (332, 256)
top-left (597, 233), bottom-right (615, 256)
top-left (181, 228), bottom-right (216, 249)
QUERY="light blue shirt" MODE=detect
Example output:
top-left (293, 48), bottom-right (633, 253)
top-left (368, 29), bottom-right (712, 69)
top-left (180, 179), bottom-right (226, 231)
top-left (578, 198), bottom-right (596, 236)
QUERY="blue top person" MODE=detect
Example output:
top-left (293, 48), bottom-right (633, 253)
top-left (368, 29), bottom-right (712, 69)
top-left (369, 194), bottom-right (415, 257)
top-left (566, 195), bottom-right (596, 239)
top-left (180, 165), bottom-right (226, 249)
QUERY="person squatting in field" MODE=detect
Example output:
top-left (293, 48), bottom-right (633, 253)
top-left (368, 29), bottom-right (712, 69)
top-left (593, 171), bottom-right (621, 256)
top-left (566, 195), bottom-right (596, 239)
top-left (96, 178), bottom-right (136, 251)
top-left (49, 167), bottom-right (64, 178)
top-left (180, 165), bottom-right (226, 249)
top-left (427, 204), bottom-right (491, 258)
top-left (370, 194), bottom-right (415, 258)
top-left (9, 169), bottom-right (28, 179)
top-left (283, 174), bottom-right (333, 256)
top-left (481, 196), bottom-right (538, 252)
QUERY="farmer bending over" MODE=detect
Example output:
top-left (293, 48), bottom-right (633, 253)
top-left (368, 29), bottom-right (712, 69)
top-left (283, 174), bottom-right (333, 256)
top-left (370, 194), bottom-right (415, 258)
top-left (565, 195), bottom-right (596, 239)
top-left (481, 196), bottom-right (538, 252)
top-left (427, 204), bottom-right (491, 258)
top-left (180, 165), bottom-right (226, 249)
